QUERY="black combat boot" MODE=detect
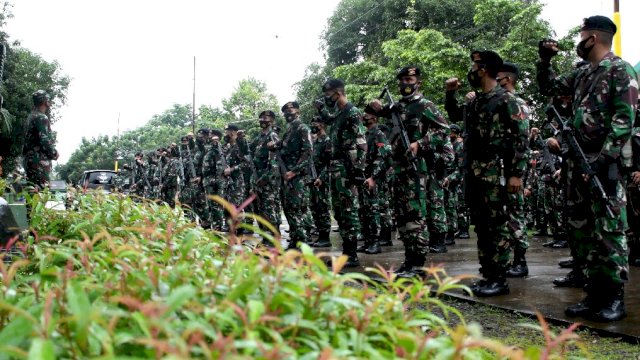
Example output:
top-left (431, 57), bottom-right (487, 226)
top-left (444, 231), bottom-right (456, 246)
top-left (428, 232), bottom-right (448, 253)
top-left (395, 246), bottom-right (413, 275)
top-left (397, 252), bottom-right (426, 278)
top-left (311, 230), bottom-right (331, 248)
top-left (472, 277), bottom-right (510, 297)
top-left (565, 284), bottom-right (600, 318)
top-left (456, 229), bottom-right (470, 239)
top-left (551, 240), bottom-right (568, 248)
top-left (589, 284), bottom-right (626, 322)
top-left (343, 238), bottom-right (360, 268)
top-left (506, 248), bottom-right (529, 277)
top-left (365, 236), bottom-right (382, 254)
top-left (553, 269), bottom-right (586, 288)
top-left (379, 226), bottom-right (394, 246)
top-left (558, 258), bottom-right (574, 268)
top-left (356, 239), bottom-right (370, 253)
top-left (542, 239), bottom-right (556, 247)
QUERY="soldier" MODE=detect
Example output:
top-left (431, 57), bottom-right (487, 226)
top-left (626, 124), bottom-right (640, 267)
top-left (192, 128), bottom-right (210, 227)
top-left (356, 112), bottom-right (391, 254)
top-left (316, 79), bottom-right (367, 267)
top-left (160, 146), bottom-right (180, 207)
top-left (309, 119), bottom-right (333, 248)
top-left (113, 163), bottom-right (132, 193)
top-left (222, 124), bottom-right (248, 220)
top-left (23, 90), bottom-right (59, 190)
top-left (146, 150), bottom-right (159, 199)
top-left (538, 15), bottom-right (638, 321)
top-left (274, 102), bottom-right (313, 249)
top-left (368, 66), bottom-right (449, 277)
top-left (443, 124), bottom-right (464, 245)
top-left (178, 135), bottom-right (198, 213)
top-left (446, 51), bottom-right (529, 296)
top-left (202, 130), bottom-right (226, 230)
top-left (250, 111), bottom-right (281, 245)
top-left (131, 152), bottom-right (148, 198)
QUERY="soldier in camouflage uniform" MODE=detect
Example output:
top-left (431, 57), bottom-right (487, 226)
top-left (23, 90), bottom-right (59, 191)
top-left (309, 119), bottom-right (333, 248)
top-left (274, 102), bottom-right (313, 249)
top-left (147, 151), bottom-right (160, 199)
top-left (250, 111), bottom-right (282, 245)
top-left (192, 129), bottom-right (210, 227)
top-left (178, 135), bottom-right (199, 215)
top-left (426, 124), bottom-right (455, 253)
top-left (316, 79), bottom-right (367, 267)
top-left (222, 124), bottom-right (248, 226)
top-left (202, 130), bottom-right (226, 230)
top-left (113, 164), bottom-right (132, 193)
top-left (131, 152), bottom-right (148, 198)
top-left (356, 112), bottom-right (391, 254)
top-left (444, 124), bottom-right (464, 245)
top-left (159, 146), bottom-right (180, 208)
top-left (377, 124), bottom-right (396, 247)
top-left (626, 124), bottom-right (640, 267)
top-left (368, 66), bottom-right (450, 277)
top-left (445, 51), bottom-right (529, 297)
top-left (538, 16), bottom-right (638, 321)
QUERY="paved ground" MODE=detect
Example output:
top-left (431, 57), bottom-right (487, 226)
top-left (276, 222), bottom-right (640, 340)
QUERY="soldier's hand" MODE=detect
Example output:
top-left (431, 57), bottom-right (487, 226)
top-left (547, 138), bottom-right (560, 153)
top-left (442, 178), bottom-right (450, 188)
top-left (553, 169), bottom-right (561, 180)
top-left (409, 142), bottom-right (419, 156)
top-left (364, 177), bottom-right (375, 191)
top-left (367, 99), bottom-right (383, 113)
top-left (538, 39), bottom-right (559, 61)
top-left (314, 178), bottom-right (323, 187)
top-left (632, 171), bottom-right (640, 186)
top-left (191, 177), bottom-right (201, 184)
top-left (223, 167), bottom-right (232, 176)
top-left (284, 171), bottom-right (296, 181)
top-left (445, 78), bottom-right (462, 91)
top-left (237, 130), bottom-right (245, 138)
top-left (507, 176), bottom-right (523, 194)
top-left (465, 91), bottom-right (476, 103)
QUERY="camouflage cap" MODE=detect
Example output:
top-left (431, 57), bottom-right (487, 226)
top-left (322, 78), bottom-right (345, 92)
top-left (396, 66), bottom-right (421, 79)
top-left (259, 110), bottom-right (276, 119)
top-left (581, 15), bottom-right (617, 34)
top-left (32, 90), bottom-right (50, 106)
top-left (281, 101), bottom-right (300, 112)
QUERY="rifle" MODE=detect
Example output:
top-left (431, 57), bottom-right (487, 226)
top-left (551, 105), bottom-right (615, 218)
top-left (378, 86), bottom-right (418, 173)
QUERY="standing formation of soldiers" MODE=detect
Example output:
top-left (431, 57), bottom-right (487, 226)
top-left (110, 15), bottom-right (639, 323)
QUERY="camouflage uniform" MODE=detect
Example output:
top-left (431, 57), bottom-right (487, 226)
top-left (202, 141), bottom-right (226, 229)
top-left (426, 128), bottom-right (455, 252)
top-left (444, 136), bottom-right (464, 241)
top-left (178, 142), bottom-right (199, 212)
top-left (132, 160), bottom-right (148, 198)
top-left (23, 109), bottom-right (58, 190)
top-left (310, 133), bottom-right (332, 242)
top-left (160, 154), bottom-right (180, 208)
top-left (193, 137), bottom-right (210, 226)
top-left (146, 153), bottom-right (158, 199)
top-left (537, 51), bottom-right (637, 301)
top-left (250, 128), bottom-right (281, 236)
top-left (626, 128), bottom-right (640, 266)
top-left (223, 141), bottom-right (248, 208)
top-left (113, 166), bottom-right (132, 193)
top-left (278, 116), bottom-right (313, 247)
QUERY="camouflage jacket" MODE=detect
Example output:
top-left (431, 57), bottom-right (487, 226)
top-left (23, 110), bottom-right (58, 162)
top-left (202, 143), bottom-right (225, 186)
top-left (313, 134), bottom-right (332, 184)
top-left (446, 138), bottom-right (464, 184)
top-left (378, 94), bottom-right (449, 174)
top-left (319, 103), bottom-right (367, 170)
top-left (465, 85), bottom-right (529, 183)
top-left (161, 157), bottom-right (179, 189)
top-left (223, 141), bottom-right (248, 182)
top-left (364, 124), bottom-right (391, 181)
top-left (629, 127), bottom-right (640, 172)
top-left (278, 118), bottom-right (313, 177)
top-left (193, 143), bottom-right (207, 179)
top-left (537, 52), bottom-right (638, 159)
top-left (250, 128), bottom-right (279, 187)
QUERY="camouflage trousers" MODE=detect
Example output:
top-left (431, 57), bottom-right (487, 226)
top-left (379, 179), bottom-right (394, 231)
top-left (178, 184), bottom-right (198, 218)
top-left (456, 183), bottom-right (470, 231)
top-left (625, 185), bottom-right (640, 261)
top-left (255, 180), bottom-right (280, 236)
top-left (392, 166), bottom-right (429, 256)
top-left (225, 174), bottom-right (246, 208)
top-left (205, 180), bottom-right (225, 230)
top-left (445, 183), bottom-right (459, 234)
top-left (192, 184), bottom-right (209, 227)
top-left (283, 177), bottom-right (309, 245)
top-left (329, 162), bottom-right (361, 254)
top-left (302, 187), bottom-right (315, 232)
top-left (565, 160), bottom-right (628, 285)
top-left (467, 178), bottom-right (519, 278)
top-left (506, 190), bottom-right (529, 251)
top-left (361, 185), bottom-right (381, 239)
top-left (428, 175), bottom-right (448, 236)
top-left (542, 179), bottom-right (565, 236)
top-left (310, 181), bottom-right (331, 233)
top-left (25, 158), bottom-right (52, 191)
top-left (161, 186), bottom-right (178, 208)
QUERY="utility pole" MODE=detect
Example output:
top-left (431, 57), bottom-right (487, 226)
top-left (192, 56), bottom-right (196, 134)
top-left (613, 0), bottom-right (621, 56)
top-left (114, 112), bottom-right (121, 172)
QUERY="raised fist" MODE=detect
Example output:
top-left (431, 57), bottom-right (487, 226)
top-left (445, 77), bottom-right (462, 92)
top-left (538, 39), bottom-right (559, 61)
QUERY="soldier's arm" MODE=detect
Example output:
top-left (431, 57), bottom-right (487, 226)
top-left (318, 140), bottom-right (332, 184)
top-left (504, 97), bottom-right (530, 178)
top-left (417, 103), bottom-right (449, 152)
top-left (600, 62), bottom-right (638, 160)
top-left (444, 90), bottom-right (464, 123)
top-left (290, 126), bottom-right (313, 175)
top-left (536, 60), bottom-right (578, 96)
top-left (370, 131), bottom-right (391, 182)
top-left (350, 113), bottom-right (368, 169)
top-left (35, 114), bottom-right (59, 160)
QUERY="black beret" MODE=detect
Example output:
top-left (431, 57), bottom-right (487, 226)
top-left (259, 110), bottom-right (276, 119)
top-left (197, 128), bottom-right (210, 135)
top-left (135, 151), bottom-right (144, 157)
top-left (322, 78), bottom-right (345, 92)
top-left (581, 16), bottom-right (617, 34)
top-left (281, 101), bottom-right (300, 112)
top-left (396, 66), bottom-right (421, 79)
top-left (450, 124), bottom-right (462, 133)
top-left (500, 62), bottom-right (520, 76)
top-left (225, 123), bottom-right (240, 131)
top-left (472, 50), bottom-right (503, 74)
top-left (210, 129), bottom-right (223, 138)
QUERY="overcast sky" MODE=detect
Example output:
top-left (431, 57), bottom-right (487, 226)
top-left (5, 0), bottom-right (639, 165)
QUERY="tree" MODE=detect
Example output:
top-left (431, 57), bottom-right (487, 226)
top-left (220, 78), bottom-right (280, 138)
top-left (293, 62), bottom-right (334, 121)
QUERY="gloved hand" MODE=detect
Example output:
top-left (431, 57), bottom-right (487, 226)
top-left (538, 39), bottom-right (559, 62)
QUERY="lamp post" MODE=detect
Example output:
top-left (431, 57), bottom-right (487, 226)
top-left (613, 0), bottom-right (622, 56)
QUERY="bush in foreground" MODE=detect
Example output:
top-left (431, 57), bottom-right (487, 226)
top-left (0, 191), bottom-right (587, 359)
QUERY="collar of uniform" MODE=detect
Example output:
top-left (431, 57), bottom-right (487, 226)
top-left (399, 92), bottom-right (423, 104)
top-left (481, 85), bottom-right (501, 99)
top-left (365, 123), bottom-right (379, 135)
top-left (597, 51), bottom-right (616, 69)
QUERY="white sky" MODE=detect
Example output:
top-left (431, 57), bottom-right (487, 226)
top-left (5, 0), bottom-right (639, 165)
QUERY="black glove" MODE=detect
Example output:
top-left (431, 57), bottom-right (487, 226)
top-left (538, 39), bottom-right (559, 62)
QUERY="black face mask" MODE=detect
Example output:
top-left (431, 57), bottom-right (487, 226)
top-left (310, 126), bottom-right (320, 134)
top-left (259, 121), bottom-right (270, 129)
top-left (324, 94), bottom-right (337, 108)
top-left (467, 69), bottom-right (482, 88)
top-left (576, 35), bottom-right (594, 60)
top-left (223, 135), bottom-right (231, 143)
top-left (284, 113), bottom-right (297, 122)
top-left (399, 82), bottom-right (418, 97)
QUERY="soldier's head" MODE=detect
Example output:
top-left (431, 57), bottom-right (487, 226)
top-left (577, 16), bottom-right (616, 61)
top-left (310, 116), bottom-right (325, 136)
top-left (396, 66), bottom-right (421, 98)
top-left (258, 110), bottom-right (275, 130)
top-left (362, 112), bottom-right (377, 129)
top-left (467, 50), bottom-right (503, 90)
top-left (449, 124), bottom-right (461, 140)
top-left (32, 90), bottom-right (50, 110)
top-left (281, 101), bottom-right (300, 123)
top-left (531, 127), bottom-right (540, 137)
top-left (322, 79), bottom-right (346, 109)
top-left (196, 128), bottom-right (210, 144)
top-left (135, 152), bottom-right (143, 160)
top-left (122, 164), bottom-right (131, 171)
top-left (210, 129), bottom-right (223, 145)
top-left (497, 62), bottom-right (519, 92)
top-left (225, 123), bottom-right (240, 143)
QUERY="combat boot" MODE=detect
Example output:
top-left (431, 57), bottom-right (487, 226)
top-left (558, 258), bottom-right (574, 268)
top-left (342, 238), bottom-right (360, 268)
top-left (553, 269), bottom-right (586, 288)
top-left (589, 285), bottom-right (626, 322)
top-left (397, 253), bottom-right (426, 278)
top-left (472, 277), bottom-right (510, 297)
top-left (356, 239), bottom-right (369, 253)
top-left (428, 233), bottom-right (448, 253)
top-left (506, 248), bottom-right (528, 277)
top-left (456, 229), bottom-right (470, 239)
top-left (379, 226), bottom-right (394, 246)
top-left (311, 230), bottom-right (331, 248)
top-left (565, 285), bottom-right (600, 318)
top-left (365, 238), bottom-right (381, 254)
top-left (444, 231), bottom-right (456, 246)
top-left (395, 246), bottom-right (413, 275)
top-left (551, 240), bottom-right (568, 248)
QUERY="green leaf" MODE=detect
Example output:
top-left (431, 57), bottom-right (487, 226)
top-left (247, 299), bottom-right (264, 324)
top-left (66, 281), bottom-right (91, 350)
top-left (27, 338), bottom-right (55, 360)
top-left (165, 285), bottom-right (196, 315)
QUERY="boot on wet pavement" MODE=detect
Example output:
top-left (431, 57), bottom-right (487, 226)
top-left (506, 248), bottom-right (528, 277)
top-left (444, 231), bottom-right (456, 246)
top-left (588, 285), bottom-right (626, 322)
top-left (553, 269), bottom-right (586, 288)
top-left (558, 258), bottom-right (574, 268)
top-left (472, 278), bottom-right (510, 297)
top-left (311, 230), bottom-right (331, 248)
